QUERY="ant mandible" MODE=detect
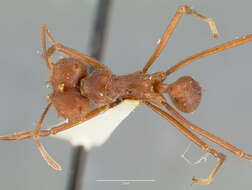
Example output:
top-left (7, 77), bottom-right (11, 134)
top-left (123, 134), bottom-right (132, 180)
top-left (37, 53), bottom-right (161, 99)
top-left (1, 5), bottom-right (252, 185)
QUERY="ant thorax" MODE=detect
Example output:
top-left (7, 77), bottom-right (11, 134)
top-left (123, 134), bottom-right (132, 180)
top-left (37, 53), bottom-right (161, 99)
top-left (80, 69), bottom-right (167, 106)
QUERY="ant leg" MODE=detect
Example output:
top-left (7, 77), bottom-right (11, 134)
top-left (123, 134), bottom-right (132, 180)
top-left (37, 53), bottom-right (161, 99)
top-left (34, 103), bottom-right (52, 138)
top-left (0, 104), bottom-right (111, 170)
top-left (40, 24), bottom-right (107, 70)
top-left (166, 34), bottom-right (252, 76)
top-left (142, 5), bottom-right (218, 73)
top-left (145, 101), bottom-right (226, 185)
top-left (163, 102), bottom-right (252, 160)
top-left (40, 104), bottom-right (110, 135)
top-left (0, 104), bottom-right (110, 139)
top-left (0, 103), bottom-right (61, 170)
top-left (33, 104), bottom-right (111, 170)
top-left (41, 25), bottom-right (54, 71)
top-left (0, 103), bottom-right (52, 141)
top-left (31, 103), bottom-right (62, 170)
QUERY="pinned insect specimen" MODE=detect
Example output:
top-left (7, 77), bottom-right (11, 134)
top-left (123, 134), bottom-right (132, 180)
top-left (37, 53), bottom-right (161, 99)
top-left (1, 5), bottom-right (252, 185)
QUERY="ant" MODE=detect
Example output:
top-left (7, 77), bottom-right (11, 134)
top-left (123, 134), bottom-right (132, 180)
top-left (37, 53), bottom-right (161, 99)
top-left (1, 5), bottom-right (252, 185)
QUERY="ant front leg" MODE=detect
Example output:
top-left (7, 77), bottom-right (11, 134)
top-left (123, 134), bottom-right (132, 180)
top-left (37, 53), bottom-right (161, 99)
top-left (32, 103), bottom-right (62, 170)
top-left (145, 101), bottom-right (226, 185)
top-left (0, 104), bottom-right (111, 170)
top-left (143, 5), bottom-right (218, 73)
top-left (0, 103), bottom-right (61, 170)
top-left (40, 24), bottom-right (107, 70)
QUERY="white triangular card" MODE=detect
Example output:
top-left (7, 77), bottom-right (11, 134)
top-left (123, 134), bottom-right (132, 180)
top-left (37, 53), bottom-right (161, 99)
top-left (54, 99), bottom-right (140, 150)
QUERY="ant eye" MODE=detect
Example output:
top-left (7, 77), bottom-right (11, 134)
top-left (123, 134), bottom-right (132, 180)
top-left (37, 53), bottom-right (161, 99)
top-left (126, 89), bottom-right (132, 94)
top-left (167, 76), bottom-right (201, 113)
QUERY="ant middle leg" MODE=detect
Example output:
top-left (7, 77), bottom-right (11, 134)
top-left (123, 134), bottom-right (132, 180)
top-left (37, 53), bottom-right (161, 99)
top-left (145, 101), bottom-right (226, 185)
top-left (142, 5), bottom-right (218, 73)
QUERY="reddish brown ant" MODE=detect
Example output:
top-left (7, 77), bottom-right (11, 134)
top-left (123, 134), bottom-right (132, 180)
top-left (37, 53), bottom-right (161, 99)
top-left (1, 5), bottom-right (252, 185)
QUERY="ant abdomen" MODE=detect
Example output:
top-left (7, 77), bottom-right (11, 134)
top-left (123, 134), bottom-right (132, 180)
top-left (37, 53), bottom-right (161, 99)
top-left (167, 76), bottom-right (202, 113)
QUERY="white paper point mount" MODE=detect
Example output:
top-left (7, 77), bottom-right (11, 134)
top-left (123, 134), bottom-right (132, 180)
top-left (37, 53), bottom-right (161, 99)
top-left (54, 99), bottom-right (140, 150)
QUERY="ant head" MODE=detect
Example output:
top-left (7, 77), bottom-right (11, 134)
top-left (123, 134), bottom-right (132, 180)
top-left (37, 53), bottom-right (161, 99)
top-left (50, 58), bottom-right (88, 92)
top-left (50, 57), bottom-right (91, 120)
top-left (167, 76), bottom-right (201, 113)
top-left (50, 89), bottom-right (91, 120)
